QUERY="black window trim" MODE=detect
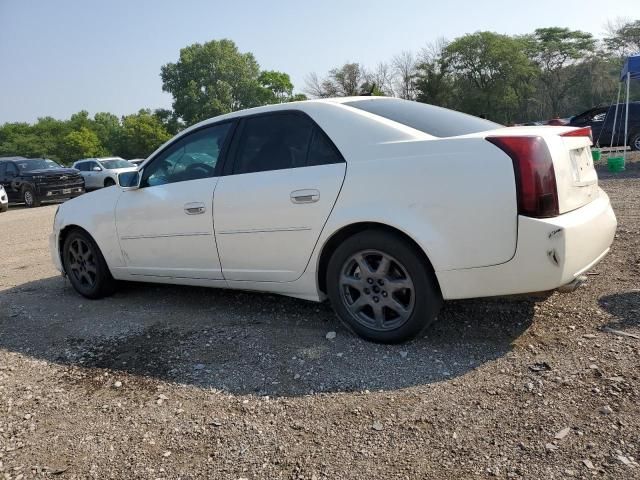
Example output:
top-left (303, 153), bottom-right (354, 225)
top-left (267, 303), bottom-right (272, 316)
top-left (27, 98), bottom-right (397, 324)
top-left (140, 118), bottom-right (238, 188)
top-left (223, 109), bottom-right (345, 177)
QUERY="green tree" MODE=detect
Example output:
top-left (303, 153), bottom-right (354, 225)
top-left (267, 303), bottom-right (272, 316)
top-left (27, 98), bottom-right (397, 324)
top-left (61, 127), bottom-right (105, 162)
top-left (305, 63), bottom-right (367, 97)
top-left (443, 32), bottom-right (536, 123)
top-left (415, 39), bottom-right (454, 107)
top-left (118, 110), bottom-right (171, 159)
top-left (605, 19), bottom-right (640, 57)
top-left (92, 112), bottom-right (122, 154)
top-left (153, 108), bottom-right (184, 135)
top-left (258, 70), bottom-right (294, 103)
top-left (526, 27), bottom-right (596, 116)
top-left (161, 39), bottom-right (272, 125)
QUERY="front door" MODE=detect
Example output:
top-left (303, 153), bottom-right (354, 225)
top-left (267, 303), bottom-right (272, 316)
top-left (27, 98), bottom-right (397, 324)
top-left (115, 122), bottom-right (233, 279)
top-left (213, 112), bottom-right (346, 282)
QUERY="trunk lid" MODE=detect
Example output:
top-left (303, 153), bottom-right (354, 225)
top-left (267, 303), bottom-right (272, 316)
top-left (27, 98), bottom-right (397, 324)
top-left (481, 126), bottom-right (598, 215)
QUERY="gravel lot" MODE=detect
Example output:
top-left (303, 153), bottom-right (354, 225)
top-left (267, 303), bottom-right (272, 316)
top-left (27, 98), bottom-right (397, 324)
top-left (1, 156), bottom-right (639, 479)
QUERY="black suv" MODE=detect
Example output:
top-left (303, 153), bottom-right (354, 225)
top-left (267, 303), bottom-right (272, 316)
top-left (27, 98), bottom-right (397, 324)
top-left (568, 102), bottom-right (640, 150)
top-left (0, 157), bottom-right (85, 207)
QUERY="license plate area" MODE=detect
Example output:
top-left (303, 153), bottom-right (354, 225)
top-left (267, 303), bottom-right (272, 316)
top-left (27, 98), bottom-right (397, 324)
top-left (62, 188), bottom-right (71, 194)
top-left (569, 147), bottom-right (594, 183)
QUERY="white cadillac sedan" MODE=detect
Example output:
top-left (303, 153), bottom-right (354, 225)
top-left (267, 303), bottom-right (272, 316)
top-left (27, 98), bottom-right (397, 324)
top-left (50, 97), bottom-right (617, 343)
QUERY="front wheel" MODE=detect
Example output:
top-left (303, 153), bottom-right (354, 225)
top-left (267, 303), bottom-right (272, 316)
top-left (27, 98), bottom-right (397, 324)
top-left (62, 229), bottom-right (117, 299)
top-left (104, 177), bottom-right (116, 188)
top-left (630, 132), bottom-right (640, 151)
top-left (22, 186), bottom-right (41, 208)
top-left (326, 230), bottom-right (442, 343)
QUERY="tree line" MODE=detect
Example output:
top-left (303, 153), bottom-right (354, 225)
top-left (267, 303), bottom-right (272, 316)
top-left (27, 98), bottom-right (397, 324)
top-left (1, 19), bottom-right (638, 165)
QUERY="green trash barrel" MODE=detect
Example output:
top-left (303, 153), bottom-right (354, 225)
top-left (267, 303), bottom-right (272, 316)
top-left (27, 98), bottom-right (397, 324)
top-left (608, 156), bottom-right (625, 172)
top-left (591, 150), bottom-right (601, 162)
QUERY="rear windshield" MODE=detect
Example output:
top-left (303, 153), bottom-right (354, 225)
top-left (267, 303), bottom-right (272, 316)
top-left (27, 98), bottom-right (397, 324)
top-left (344, 98), bottom-right (502, 138)
top-left (16, 159), bottom-right (61, 171)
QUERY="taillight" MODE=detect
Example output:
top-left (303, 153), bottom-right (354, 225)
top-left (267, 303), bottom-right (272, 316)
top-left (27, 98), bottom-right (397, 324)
top-left (487, 136), bottom-right (559, 218)
top-left (561, 126), bottom-right (593, 142)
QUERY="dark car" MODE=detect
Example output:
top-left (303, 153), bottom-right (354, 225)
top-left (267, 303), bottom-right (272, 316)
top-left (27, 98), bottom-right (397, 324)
top-left (0, 157), bottom-right (85, 207)
top-left (568, 102), bottom-right (640, 150)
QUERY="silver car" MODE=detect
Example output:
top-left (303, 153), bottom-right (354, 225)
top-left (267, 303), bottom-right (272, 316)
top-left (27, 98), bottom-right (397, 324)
top-left (72, 157), bottom-right (137, 190)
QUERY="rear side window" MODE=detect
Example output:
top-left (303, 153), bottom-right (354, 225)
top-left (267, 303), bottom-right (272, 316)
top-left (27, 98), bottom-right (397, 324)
top-left (0, 163), bottom-right (6, 176)
top-left (344, 98), bottom-right (502, 138)
top-left (232, 112), bottom-right (344, 174)
top-left (233, 113), bottom-right (313, 174)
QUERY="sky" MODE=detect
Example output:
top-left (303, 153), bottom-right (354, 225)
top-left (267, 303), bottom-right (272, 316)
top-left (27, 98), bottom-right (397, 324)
top-left (0, 0), bottom-right (636, 123)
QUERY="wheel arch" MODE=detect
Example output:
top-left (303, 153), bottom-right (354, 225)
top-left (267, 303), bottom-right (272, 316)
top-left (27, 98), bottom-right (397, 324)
top-left (316, 221), bottom-right (440, 295)
top-left (57, 224), bottom-right (100, 274)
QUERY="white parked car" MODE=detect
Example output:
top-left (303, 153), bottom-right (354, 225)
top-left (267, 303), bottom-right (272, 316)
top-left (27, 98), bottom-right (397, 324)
top-left (0, 184), bottom-right (8, 212)
top-left (72, 157), bottom-right (137, 190)
top-left (50, 98), bottom-right (617, 343)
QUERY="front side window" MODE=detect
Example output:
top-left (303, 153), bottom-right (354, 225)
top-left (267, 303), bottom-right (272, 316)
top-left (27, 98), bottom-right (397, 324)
top-left (75, 162), bottom-right (88, 172)
top-left (142, 123), bottom-right (231, 188)
top-left (233, 113), bottom-right (314, 174)
top-left (6, 163), bottom-right (18, 175)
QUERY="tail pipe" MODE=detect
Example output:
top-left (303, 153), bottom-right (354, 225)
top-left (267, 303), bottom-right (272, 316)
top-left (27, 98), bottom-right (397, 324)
top-left (557, 275), bottom-right (588, 293)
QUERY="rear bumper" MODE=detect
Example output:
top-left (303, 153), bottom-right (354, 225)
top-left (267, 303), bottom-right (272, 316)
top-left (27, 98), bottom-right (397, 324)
top-left (437, 189), bottom-right (617, 299)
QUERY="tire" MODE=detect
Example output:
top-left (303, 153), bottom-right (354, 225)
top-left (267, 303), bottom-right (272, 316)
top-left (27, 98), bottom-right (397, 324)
top-left (104, 177), bottom-right (116, 188)
top-left (326, 230), bottom-right (442, 343)
top-left (22, 185), bottom-right (41, 208)
top-left (62, 229), bottom-right (117, 299)
top-left (0, 205), bottom-right (7, 213)
top-left (630, 132), bottom-right (640, 152)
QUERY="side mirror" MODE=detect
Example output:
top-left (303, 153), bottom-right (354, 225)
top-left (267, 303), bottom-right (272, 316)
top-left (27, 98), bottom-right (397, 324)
top-left (118, 170), bottom-right (141, 191)
top-left (92, 166), bottom-right (102, 172)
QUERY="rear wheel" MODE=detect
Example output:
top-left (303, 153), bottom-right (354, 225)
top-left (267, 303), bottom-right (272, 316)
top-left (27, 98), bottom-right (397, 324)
top-left (104, 177), bottom-right (116, 187)
top-left (62, 229), bottom-right (117, 299)
top-left (630, 131), bottom-right (640, 151)
top-left (22, 186), bottom-right (41, 208)
top-left (326, 230), bottom-right (442, 343)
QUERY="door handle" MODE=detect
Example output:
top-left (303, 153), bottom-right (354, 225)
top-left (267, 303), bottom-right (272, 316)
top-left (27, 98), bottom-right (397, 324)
top-left (184, 202), bottom-right (206, 215)
top-left (290, 189), bottom-right (320, 204)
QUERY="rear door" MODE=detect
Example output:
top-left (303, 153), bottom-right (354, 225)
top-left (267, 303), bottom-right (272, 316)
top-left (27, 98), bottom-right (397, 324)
top-left (213, 111), bottom-right (346, 282)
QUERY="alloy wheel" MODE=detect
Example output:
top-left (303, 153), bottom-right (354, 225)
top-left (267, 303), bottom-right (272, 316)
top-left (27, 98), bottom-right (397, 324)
top-left (634, 136), bottom-right (640, 151)
top-left (67, 238), bottom-right (98, 288)
top-left (24, 190), bottom-right (33, 207)
top-left (339, 249), bottom-right (415, 331)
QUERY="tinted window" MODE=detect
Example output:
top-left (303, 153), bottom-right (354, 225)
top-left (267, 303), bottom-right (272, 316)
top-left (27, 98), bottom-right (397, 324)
top-left (0, 163), bottom-right (6, 176)
top-left (101, 159), bottom-right (133, 169)
top-left (16, 159), bottom-right (61, 171)
top-left (142, 123), bottom-right (231, 188)
top-left (6, 163), bottom-right (18, 175)
top-left (234, 113), bottom-right (314, 174)
top-left (344, 98), bottom-right (502, 138)
top-left (75, 162), bottom-right (88, 171)
top-left (307, 129), bottom-right (343, 166)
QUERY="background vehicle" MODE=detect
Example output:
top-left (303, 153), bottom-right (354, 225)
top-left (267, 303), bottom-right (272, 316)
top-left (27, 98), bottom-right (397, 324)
top-left (128, 158), bottom-right (145, 166)
top-left (568, 102), bottom-right (640, 150)
top-left (0, 157), bottom-right (84, 207)
top-left (0, 184), bottom-right (7, 212)
top-left (72, 157), bottom-right (137, 189)
top-left (50, 98), bottom-right (616, 343)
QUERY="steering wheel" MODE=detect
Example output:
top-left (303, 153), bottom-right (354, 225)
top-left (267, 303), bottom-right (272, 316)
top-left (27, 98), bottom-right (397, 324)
top-left (184, 163), bottom-right (215, 176)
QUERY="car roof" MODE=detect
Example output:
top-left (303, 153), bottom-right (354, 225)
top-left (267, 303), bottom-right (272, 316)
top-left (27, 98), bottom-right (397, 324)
top-left (0, 156), bottom-right (27, 162)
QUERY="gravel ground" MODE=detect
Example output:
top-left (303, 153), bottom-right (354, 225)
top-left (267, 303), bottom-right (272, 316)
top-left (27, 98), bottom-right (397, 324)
top-left (0, 155), bottom-right (639, 479)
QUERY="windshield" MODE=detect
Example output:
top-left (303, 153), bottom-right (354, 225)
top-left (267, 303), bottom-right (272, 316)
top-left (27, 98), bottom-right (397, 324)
top-left (16, 159), bottom-right (62, 171)
top-left (344, 98), bottom-right (502, 137)
top-left (101, 159), bottom-right (133, 169)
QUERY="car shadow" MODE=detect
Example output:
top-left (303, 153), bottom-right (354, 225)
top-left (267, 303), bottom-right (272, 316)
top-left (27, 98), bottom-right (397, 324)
top-left (599, 291), bottom-right (640, 330)
top-left (0, 276), bottom-right (535, 397)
